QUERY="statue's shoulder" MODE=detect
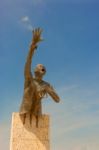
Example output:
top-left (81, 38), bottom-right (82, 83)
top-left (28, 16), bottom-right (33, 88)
top-left (42, 80), bottom-right (51, 87)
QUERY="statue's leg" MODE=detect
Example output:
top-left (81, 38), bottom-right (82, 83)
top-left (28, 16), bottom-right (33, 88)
top-left (19, 113), bottom-right (26, 124)
top-left (29, 112), bottom-right (32, 125)
top-left (23, 113), bottom-right (26, 124)
top-left (36, 115), bottom-right (39, 127)
top-left (30, 100), bottom-right (42, 127)
top-left (35, 102), bottom-right (42, 128)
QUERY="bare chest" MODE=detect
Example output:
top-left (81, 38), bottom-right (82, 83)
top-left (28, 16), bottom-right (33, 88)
top-left (33, 80), bottom-right (47, 98)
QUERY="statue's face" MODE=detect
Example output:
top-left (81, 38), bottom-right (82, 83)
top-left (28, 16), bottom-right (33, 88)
top-left (34, 64), bottom-right (46, 77)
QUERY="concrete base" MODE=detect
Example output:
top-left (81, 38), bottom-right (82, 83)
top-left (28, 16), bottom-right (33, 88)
top-left (10, 113), bottom-right (50, 150)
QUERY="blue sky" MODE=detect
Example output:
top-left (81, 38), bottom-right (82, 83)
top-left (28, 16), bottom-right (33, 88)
top-left (0, 0), bottom-right (99, 149)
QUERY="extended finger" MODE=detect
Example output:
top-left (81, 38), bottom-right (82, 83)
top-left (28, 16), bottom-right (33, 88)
top-left (35, 28), bottom-right (38, 35)
top-left (33, 28), bottom-right (37, 37)
top-left (39, 28), bottom-right (43, 35)
top-left (36, 28), bottom-right (42, 36)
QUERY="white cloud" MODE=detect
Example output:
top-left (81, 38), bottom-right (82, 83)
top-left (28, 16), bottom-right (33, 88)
top-left (26, 24), bottom-right (33, 31)
top-left (21, 16), bottom-right (30, 22)
top-left (21, 16), bottom-right (33, 31)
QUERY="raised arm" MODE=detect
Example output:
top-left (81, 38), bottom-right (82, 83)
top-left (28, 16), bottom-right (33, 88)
top-left (24, 28), bottom-right (43, 79)
top-left (46, 84), bottom-right (60, 103)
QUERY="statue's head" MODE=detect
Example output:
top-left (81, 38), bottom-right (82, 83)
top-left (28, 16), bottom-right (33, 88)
top-left (34, 64), bottom-right (46, 79)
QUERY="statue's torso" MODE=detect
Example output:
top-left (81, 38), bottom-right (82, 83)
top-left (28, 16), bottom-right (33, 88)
top-left (20, 78), bottom-right (49, 115)
top-left (25, 78), bottom-right (49, 98)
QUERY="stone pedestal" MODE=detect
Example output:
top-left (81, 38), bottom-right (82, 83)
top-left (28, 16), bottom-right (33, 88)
top-left (10, 113), bottom-right (50, 150)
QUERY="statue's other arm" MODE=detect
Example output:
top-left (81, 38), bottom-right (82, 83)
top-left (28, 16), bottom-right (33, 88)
top-left (24, 28), bottom-right (43, 79)
top-left (46, 85), bottom-right (60, 102)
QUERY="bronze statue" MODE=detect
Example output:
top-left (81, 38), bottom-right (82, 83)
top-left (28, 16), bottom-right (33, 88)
top-left (20, 28), bottom-right (60, 126)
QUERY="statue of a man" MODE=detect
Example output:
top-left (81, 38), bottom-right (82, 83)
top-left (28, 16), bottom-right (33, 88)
top-left (20, 28), bottom-right (60, 125)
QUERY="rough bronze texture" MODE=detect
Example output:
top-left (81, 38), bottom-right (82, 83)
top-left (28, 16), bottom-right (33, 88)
top-left (20, 28), bottom-right (60, 124)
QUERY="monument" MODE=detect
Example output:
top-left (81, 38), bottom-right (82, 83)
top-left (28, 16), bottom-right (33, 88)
top-left (10, 28), bottom-right (60, 150)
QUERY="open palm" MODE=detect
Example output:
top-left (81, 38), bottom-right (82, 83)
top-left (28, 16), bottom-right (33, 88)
top-left (32, 28), bottom-right (43, 45)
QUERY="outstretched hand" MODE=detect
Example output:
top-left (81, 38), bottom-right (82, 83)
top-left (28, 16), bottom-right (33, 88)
top-left (32, 28), bottom-right (43, 45)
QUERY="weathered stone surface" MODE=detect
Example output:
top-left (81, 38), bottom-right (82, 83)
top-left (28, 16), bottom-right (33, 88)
top-left (10, 113), bottom-right (50, 150)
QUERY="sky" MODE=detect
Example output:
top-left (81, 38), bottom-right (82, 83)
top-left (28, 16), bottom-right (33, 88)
top-left (0, 0), bottom-right (99, 149)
